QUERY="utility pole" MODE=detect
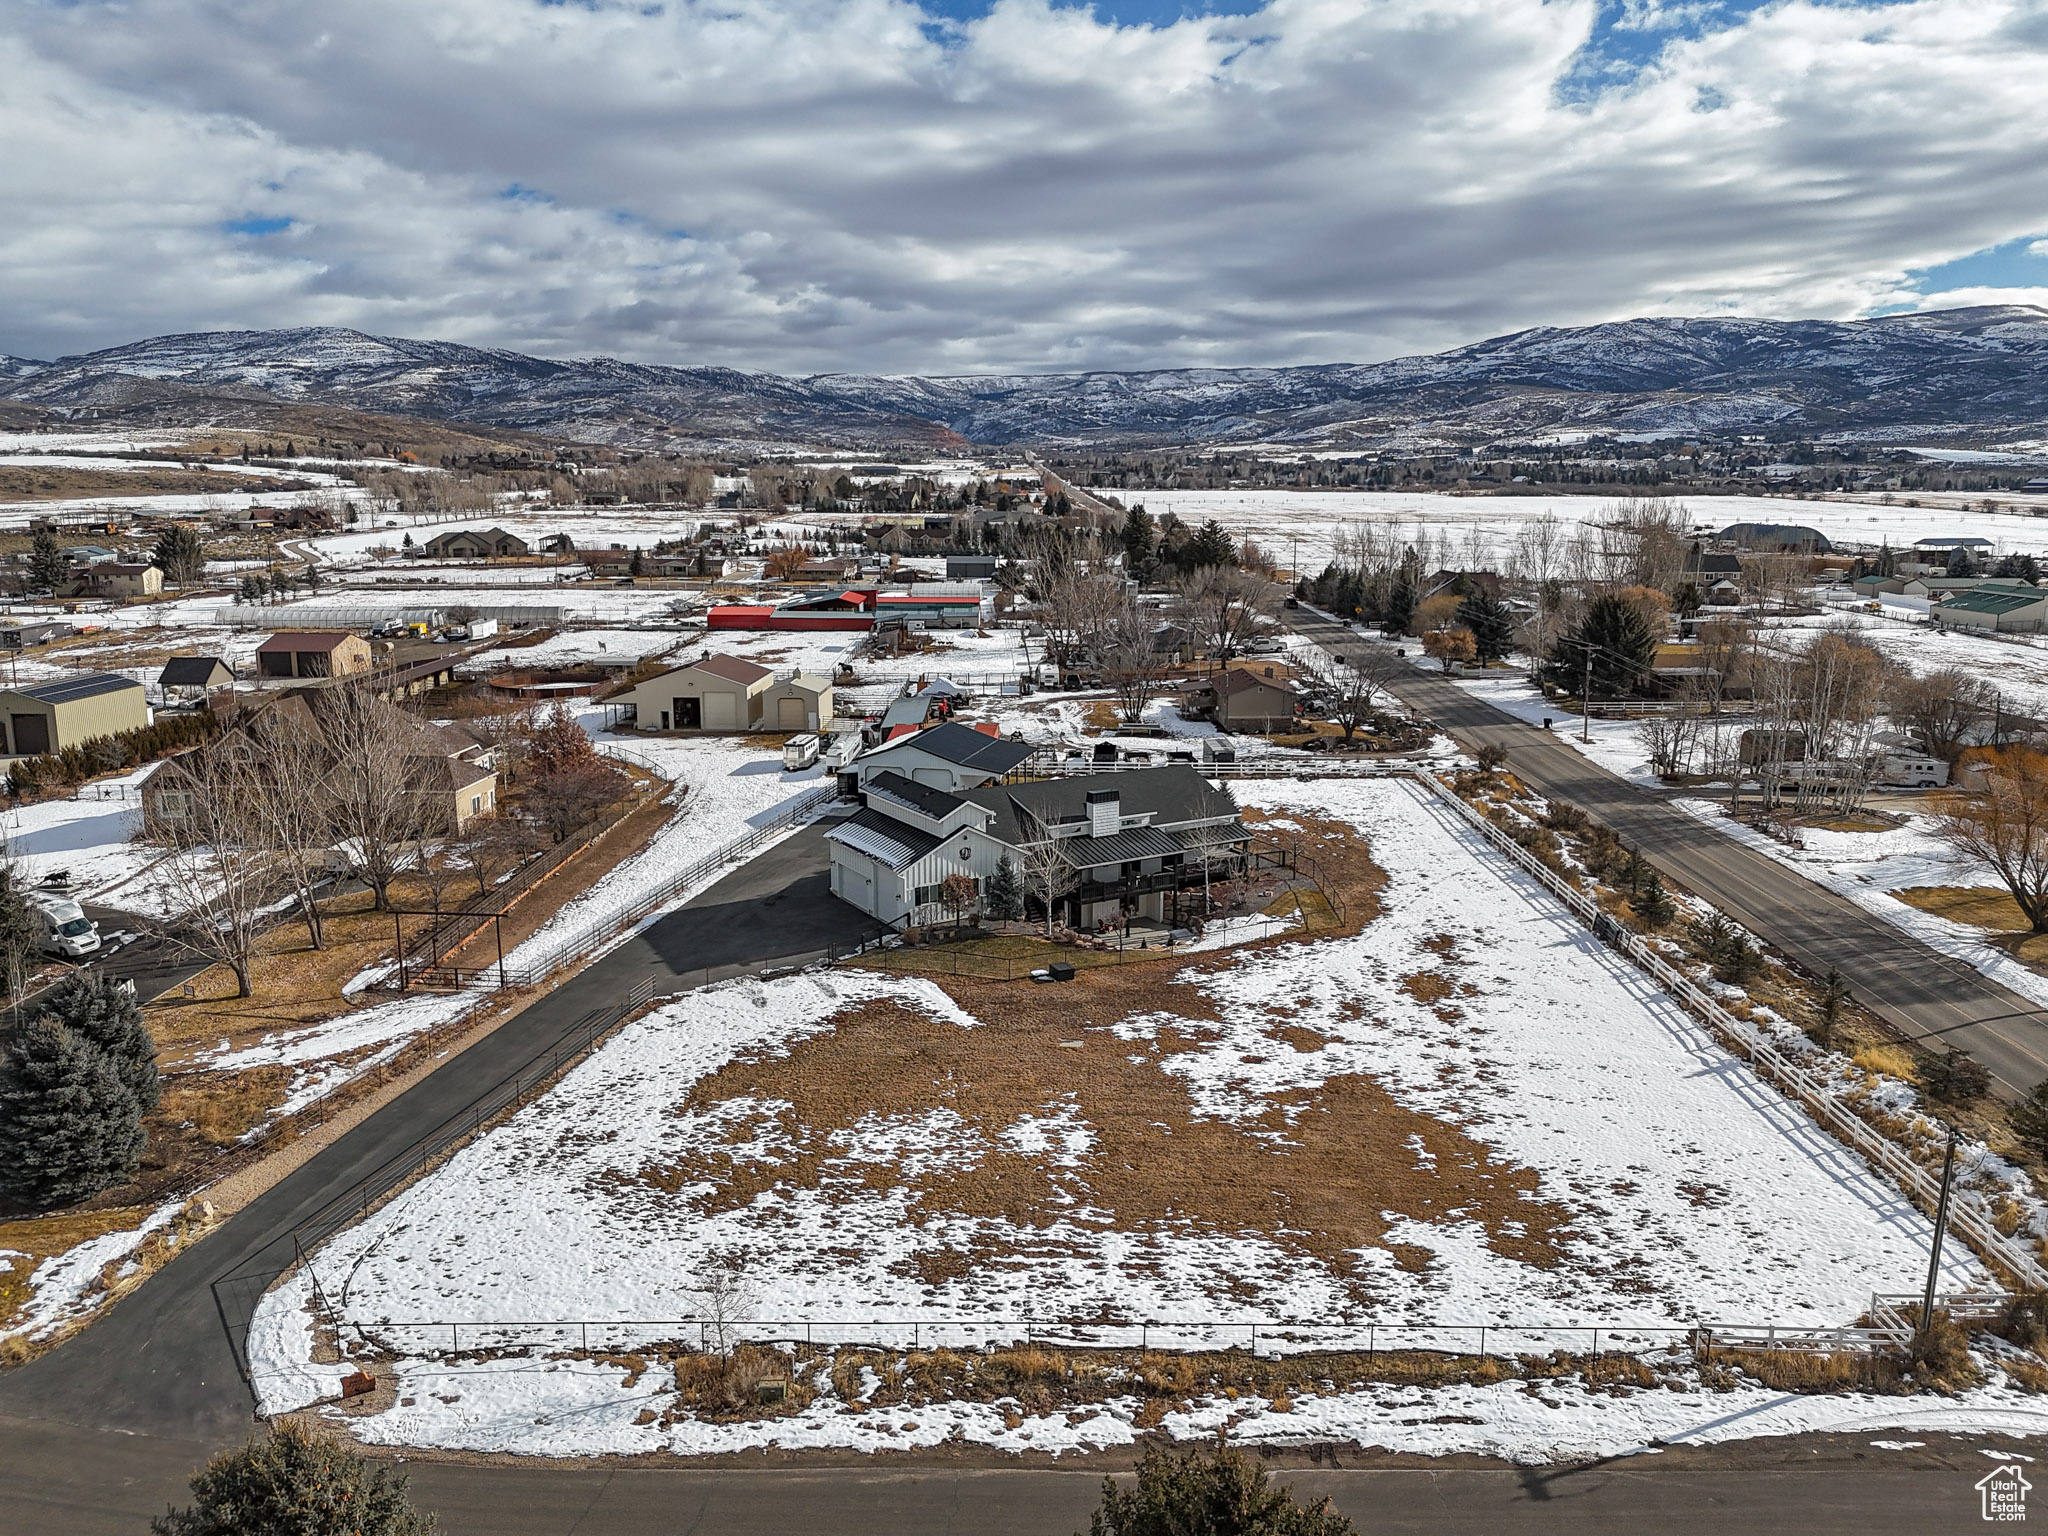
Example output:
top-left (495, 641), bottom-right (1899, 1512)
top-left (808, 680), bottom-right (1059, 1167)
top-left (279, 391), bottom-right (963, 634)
top-left (1581, 646), bottom-right (1592, 745)
top-left (1919, 1121), bottom-right (1961, 1334)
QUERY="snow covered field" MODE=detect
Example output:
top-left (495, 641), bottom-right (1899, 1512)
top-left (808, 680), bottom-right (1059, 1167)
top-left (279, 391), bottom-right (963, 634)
top-left (1127, 489), bottom-right (2048, 574)
top-left (250, 776), bottom-right (1996, 1459)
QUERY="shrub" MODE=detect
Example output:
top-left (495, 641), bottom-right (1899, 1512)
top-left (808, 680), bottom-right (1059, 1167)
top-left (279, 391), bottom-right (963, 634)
top-left (1473, 742), bottom-right (1508, 774)
top-left (1996, 1292), bottom-right (2048, 1354)
top-left (1920, 1048), bottom-right (1991, 1105)
top-left (1085, 1442), bottom-right (1355, 1536)
top-left (153, 1420), bottom-right (436, 1535)
top-left (1539, 800), bottom-right (1589, 834)
top-left (7, 710), bottom-right (221, 798)
top-left (2011, 1079), bottom-right (2048, 1162)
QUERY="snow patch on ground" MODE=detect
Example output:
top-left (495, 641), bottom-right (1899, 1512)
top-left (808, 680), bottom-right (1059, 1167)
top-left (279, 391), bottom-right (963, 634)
top-left (0, 1200), bottom-right (184, 1345)
top-left (251, 777), bottom-right (2009, 1458)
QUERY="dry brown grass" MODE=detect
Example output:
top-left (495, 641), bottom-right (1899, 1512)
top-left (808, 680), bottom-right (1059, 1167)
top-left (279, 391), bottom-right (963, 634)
top-left (1852, 1044), bottom-right (1920, 1082)
top-left (0, 1208), bottom-right (149, 1325)
top-left (1893, 886), bottom-right (2048, 974)
top-left (628, 811), bottom-right (1578, 1302)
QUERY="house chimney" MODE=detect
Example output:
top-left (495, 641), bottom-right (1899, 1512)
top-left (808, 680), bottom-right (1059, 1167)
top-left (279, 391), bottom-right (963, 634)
top-left (1086, 786), bottom-right (1120, 838)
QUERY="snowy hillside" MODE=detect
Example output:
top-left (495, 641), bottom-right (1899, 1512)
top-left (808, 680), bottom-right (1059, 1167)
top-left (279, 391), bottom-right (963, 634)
top-left (7, 306), bottom-right (2048, 449)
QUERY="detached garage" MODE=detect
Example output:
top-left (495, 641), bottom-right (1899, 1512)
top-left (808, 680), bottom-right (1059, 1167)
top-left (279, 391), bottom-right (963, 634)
top-left (0, 673), bottom-right (149, 758)
top-left (617, 653), bottom-right (774, 732)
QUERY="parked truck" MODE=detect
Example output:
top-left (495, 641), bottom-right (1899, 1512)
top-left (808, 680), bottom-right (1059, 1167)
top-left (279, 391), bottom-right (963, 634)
top-left (32, 895), bottom-right (100, 958)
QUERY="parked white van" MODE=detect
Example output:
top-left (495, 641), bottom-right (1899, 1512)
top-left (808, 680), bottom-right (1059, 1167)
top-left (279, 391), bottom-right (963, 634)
top-left (32, 895), bottom-right (101, 958)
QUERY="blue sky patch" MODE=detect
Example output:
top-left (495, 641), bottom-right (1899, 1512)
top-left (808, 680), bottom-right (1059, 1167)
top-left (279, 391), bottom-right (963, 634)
top-left (1906, 235), bottom-right (2048, 295)
top-left (223, 216), bottom-right (292, 236)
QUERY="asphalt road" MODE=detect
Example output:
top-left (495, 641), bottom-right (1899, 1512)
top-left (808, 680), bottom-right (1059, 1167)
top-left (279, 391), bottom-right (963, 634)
top-left (0, 1411), bottom-right (2020, 1536)
top-left (0, 820), bottom-right (877, 1446)
top-left (1286, 607), bottom-right (2048, 1095)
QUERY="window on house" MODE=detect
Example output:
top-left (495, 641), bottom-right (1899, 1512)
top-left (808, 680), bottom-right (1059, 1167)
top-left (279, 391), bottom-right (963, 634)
top-left (471, 795), bottom-right (482, 814)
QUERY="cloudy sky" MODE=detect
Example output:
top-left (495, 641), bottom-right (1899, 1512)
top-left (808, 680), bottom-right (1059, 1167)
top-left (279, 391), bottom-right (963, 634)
top-left (3, 0), bottom-right (2046, 375)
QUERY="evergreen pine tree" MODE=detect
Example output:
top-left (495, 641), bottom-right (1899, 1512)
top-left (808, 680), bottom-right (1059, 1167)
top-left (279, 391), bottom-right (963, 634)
top-left (42, 971), bottom-right (159, 1112)
top-left (629, 547), bottom-right (645, 577)
top-left (985, 855), bottom-right (1024, 920)
top-left (1185, 520), bottom-right (1238, 571)
top-left (1544, 594), bottom-right (1655, 697)
top-left (0, 864), bottom-right (40, 998)
top-left (151, 526), bottom-right (207, 587)
top-left (0, 1017), bottom-right (145, 1209)
top-left (1946, 545), bottom-right (1973, 577)
top-left (1119, 504), bottom-right (1157, 571)
top-left (28, 527), bottom-right (67, 591)
top-left (154, 1420), bottom-right (437, 1536)
top-left (1456, 589), bottom-right (1516, 662)
top-left (1632, 873), bottom-right (1675, 929)
top-left (1811, 965), bottom-right (1849, 1050)
top-left (1383, 572), bottom-right (1417, 635)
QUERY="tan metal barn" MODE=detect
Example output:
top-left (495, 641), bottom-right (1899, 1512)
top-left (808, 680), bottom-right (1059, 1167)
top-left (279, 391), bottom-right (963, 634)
top-left (0, 673), bottom-right (149, 757)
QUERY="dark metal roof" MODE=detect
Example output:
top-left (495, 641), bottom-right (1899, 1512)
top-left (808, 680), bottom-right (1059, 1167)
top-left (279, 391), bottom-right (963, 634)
top-left (865, 770), bottom-right (968, 820)
top-left (158, 656), bottom-right (230, 686)
top-left (826, 806), bottom-right (945, 872)
top-left (1066, 825), bottom-right (1189, 864)
top-left (868, 721), bottom-right (1033, 774)
top-left (15, 672), bottom-right (145, 705)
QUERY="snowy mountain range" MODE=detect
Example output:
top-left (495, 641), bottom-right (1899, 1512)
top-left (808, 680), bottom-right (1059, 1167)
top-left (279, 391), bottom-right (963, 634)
top-left (5, 306), bottom-right (2047, 451)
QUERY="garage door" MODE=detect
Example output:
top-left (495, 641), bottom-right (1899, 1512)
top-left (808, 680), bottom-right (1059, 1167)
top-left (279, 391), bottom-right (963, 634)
top-left (778, 695), bottom-right (804, 728)
top-left (11, 713), bottom-right (49, 756)
top-left (704, 692), bottom-right (737, 730)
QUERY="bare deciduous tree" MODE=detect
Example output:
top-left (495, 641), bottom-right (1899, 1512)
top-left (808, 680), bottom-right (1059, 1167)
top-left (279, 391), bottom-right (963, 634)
top-left (1174, 564), bottom-right (1272, 661)
top-left (320, 687), bottom-right (440, 910)
top-left (1890, 667), bottom-right (1998, 764)
top-left (1013, 805), bottom-right (1079, 937)
top-left (1934, 748), bottom-right (2048, 932)
top-left (1103, 604), bottom-right (1165, 724)
top-left (244, 711), bottom-right (338, 950)
top-left (144, 754), bottom-right (280, 999)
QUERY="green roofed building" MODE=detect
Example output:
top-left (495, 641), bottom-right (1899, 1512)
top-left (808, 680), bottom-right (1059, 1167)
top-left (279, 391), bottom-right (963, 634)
top-left (1933, 585), bottom-right (2048, 635)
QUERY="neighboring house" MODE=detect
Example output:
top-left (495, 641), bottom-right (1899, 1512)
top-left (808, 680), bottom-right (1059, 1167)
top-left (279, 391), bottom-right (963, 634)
top-left (616, 653), bottom-right (774, 731)
top-left (798, 556), bottom-right (861, 582)
top-left (420, 527), bottom-right (532, 560)
top-left (759, 673), bottom-right (834, 732)
top-left (157, 655), bottom-right (233, 703)
top-left (1185, 665), bottom-right (1299, 732)
top-left (73, 562), bottom-right (163, 600)
top-left (0, 620), bottom-right (74, 649)
top-left (1934, 587), bottom-right (2048, 634)
top-left (1684, 549), bottom-right (1743, 580)
top-left (1701, 578), bottom-right (1742, 607)
top-left (256, 631), bottom-right (373, 679)
top-left (60, 544), bottom-right (120, 566)
top-left (150, 693), bottom-right (499, 832)
top-left (0, 673), bottom-right (149, 758)
top-left (826, 763), bottom-right (1247, 929)
top-left (847, 719), bottom-right (1035, 792)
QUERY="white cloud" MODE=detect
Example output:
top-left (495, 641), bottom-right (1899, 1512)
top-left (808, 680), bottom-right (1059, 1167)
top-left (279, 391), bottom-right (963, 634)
top-left (1, 0), bottom-right (2046, 372)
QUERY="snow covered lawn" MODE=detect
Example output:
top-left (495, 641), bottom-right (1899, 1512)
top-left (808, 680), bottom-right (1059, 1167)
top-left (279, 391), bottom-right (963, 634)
top-left (252, 776), bottom-right (2000, 1460)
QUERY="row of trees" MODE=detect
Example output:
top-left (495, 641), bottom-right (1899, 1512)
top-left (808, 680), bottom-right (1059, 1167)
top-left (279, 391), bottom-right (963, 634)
top-left (145, 693), bottom-right (630, 996)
